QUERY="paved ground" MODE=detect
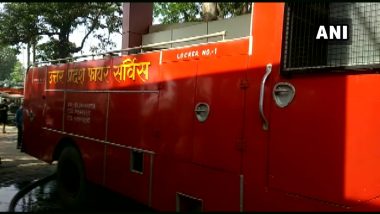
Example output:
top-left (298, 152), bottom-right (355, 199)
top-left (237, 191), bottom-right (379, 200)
top-left (0, 125), bottom-right (58, 212)
top-left (0, 125), bottom-right (152, 212)
top-left (0, 125), bottom-right (56, 187)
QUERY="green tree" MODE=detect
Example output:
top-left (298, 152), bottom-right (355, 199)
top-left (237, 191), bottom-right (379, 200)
top-left (153, 3), bottom-right (202, 24)
top-left (0, 46), bottom-right (18, 81)
top-left (217, 2), bottom-right (251, 19)
top-left (153, 2), bottom-right (251, 24)
top-left (0, 2), bottom-right (122, 61)
top-left (10, 61), bottom-right (25, 85)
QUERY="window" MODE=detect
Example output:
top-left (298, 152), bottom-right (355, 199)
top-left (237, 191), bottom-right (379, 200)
top-left (176, 193), bottom-right (203, 212)
top-left (130, 150), bottom-right (144, 174)
top-left (283, 2), bottom-right (380, 72)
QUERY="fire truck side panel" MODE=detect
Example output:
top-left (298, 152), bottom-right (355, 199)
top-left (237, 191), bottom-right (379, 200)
top-left (73, 138), bottom-right (106, 186)
top-left (151, 157), bottom-right (241, 211)
top-left (23, 67), bottom-right (47, 160)
top-left (156, 60), bottom-right (197, 160)
top-left (268, 75), bottom-right (346, 204)
top-left (41, 91), bottom-right (64, 162)
top-left (45, 63), bottom-right (66, 130)
top-left (36, 63), bottom-right (67, 162)
top-left (103, 53), bottom-right (160, 205)
top-left (105, 146), bottom-right (152, 205)
top-left (243, 3), bottom-right (365, 210)
top-left (44, 92), bottom-right (64, 129)
top-left (344, 76), bottom-right (380, 204)
top-left (107, 93), bottom-right (159, 150)
top-left (104, 92), bottom-right (159, 205)
top-left (193, 55), bottom-right (247, 173)
top-left (62, 92), bottom-right (107, 185)
top-left (23, 67), bottom-right (34, 157)
top-left (24, 2), bottom-right (380, 211)
top-left (111, 54), bottom-right (160, 91)
top-left (148, 46), bottom-right (247, 210)
top-left (269, 75), bottom-right (380, 208)
top-left (63, 92), bottom-right (107, 140)
top-left (65, 58), bottom-right (113, 91)
top-left (241, 2), bottom-right (315, 211)
top-left (139, 58), bottom-right (197, 210)
top-left (241, 2), bottom-right (380, 210)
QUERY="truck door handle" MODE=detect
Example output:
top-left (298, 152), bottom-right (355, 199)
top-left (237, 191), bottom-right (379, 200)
top-left (259, 64), bottom-right (272, 131)
top-left (195, 102), bottom-right (210, 123)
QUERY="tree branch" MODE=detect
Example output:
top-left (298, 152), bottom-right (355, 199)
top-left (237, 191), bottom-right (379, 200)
top-left (37, 30), bottom-right (59, 37)
top-left (72, 17), bottom-right (99, 53)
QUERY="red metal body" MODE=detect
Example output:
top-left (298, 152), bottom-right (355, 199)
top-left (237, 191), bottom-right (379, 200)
top-left (0, 87), bottom-right (23, 95)
top-left (22, 3), bottom-right (380, 211)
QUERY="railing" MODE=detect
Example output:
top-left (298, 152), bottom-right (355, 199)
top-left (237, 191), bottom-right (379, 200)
top-left (32, 31), bottom-right (226, 66)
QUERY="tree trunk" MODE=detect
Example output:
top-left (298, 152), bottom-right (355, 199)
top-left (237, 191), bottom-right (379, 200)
top-left (59, 32), bottom-right (70, 59)
top-left (242, 3), bottom-right (249, 14)
top-left (217, 3), bottom-right (223, 20)
top-left (27, 43), bottom-right (30, 67)
top-left (32, 40), bottom-right (36, 63)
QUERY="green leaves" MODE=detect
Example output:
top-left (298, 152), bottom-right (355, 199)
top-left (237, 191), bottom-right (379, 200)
top-left (153, 3), bottom-right (202, 24)
top-left (0, 2), bottom-right (122, 61)
top-left (218, 2), bottom-right (251, 19)
top-left (153, 2), bottom-right (251, 24)
top-left (10, 61), bottom-right (24, 85)
top-left (0, 46), bottom-right (19, 81)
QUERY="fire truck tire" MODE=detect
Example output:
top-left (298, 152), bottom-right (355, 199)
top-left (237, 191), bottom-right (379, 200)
top-left (57, 146), bottom-right (87, 210)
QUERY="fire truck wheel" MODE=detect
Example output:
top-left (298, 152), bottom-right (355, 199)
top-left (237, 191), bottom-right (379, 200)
top-left (57, 146), bottom-right (87, 210)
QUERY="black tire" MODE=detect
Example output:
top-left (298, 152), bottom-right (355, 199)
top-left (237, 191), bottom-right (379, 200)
top-left (57, 146), bottom-right (87, 210)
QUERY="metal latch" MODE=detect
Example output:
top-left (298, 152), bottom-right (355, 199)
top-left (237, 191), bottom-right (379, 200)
top-left (273, 82), bottom-right (296, 108)
top-left (194, 102), bottom-right (210, 123)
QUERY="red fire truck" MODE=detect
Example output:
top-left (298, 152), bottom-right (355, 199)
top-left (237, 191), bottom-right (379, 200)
top-left (23, 2), bottom-right (380, 211)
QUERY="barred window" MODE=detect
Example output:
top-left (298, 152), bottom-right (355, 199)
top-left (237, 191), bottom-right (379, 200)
top-left (283, 2), bottom-right (380, 72)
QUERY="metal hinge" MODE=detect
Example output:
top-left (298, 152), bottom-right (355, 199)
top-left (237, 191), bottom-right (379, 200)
top-left (240, 79), bottom-right (249, 89)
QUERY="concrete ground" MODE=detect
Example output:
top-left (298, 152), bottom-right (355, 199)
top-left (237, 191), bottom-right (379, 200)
top-left (0, 126), bottom-right (151, 212)
top-left (0, 125), bottom-right (56, 187)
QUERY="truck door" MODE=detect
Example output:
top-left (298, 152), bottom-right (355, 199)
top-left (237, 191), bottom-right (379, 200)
top-left (242, 2), bottom-right (347, 209)
top-left (264, 2), bottom-right (380, 208)
top-left (242, 2), bottom-right (375, 210)
top-left (153, 40), bottom-right (250, 210)
top-left (193, 55), bottom-right (247, 173)
top-left (157, 59), bottom-right (198, 159)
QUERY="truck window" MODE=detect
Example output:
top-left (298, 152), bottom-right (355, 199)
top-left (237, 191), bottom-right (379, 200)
top-left (283, 2), bottom-right (380, 72)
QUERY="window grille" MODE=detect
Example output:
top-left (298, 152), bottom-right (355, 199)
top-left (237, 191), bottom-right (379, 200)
top-left (283, 2), bottom-right (380, 72)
